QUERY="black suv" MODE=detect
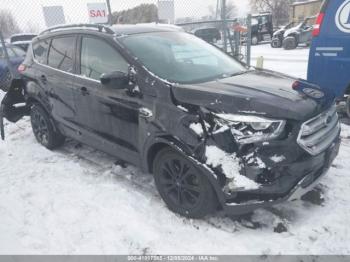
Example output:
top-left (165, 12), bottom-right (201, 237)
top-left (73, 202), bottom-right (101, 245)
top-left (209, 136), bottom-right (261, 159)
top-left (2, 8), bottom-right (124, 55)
top-left (1, 24), bottom-right (341, 218)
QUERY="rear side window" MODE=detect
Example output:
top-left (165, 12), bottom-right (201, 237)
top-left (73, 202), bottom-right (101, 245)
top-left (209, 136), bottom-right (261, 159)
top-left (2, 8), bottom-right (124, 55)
top-left (48, 37), bottom-right (75, 73)
top-left (80, 37), bottom-right (128, 81)
top-left (33, 39), bottom-right (50, 65)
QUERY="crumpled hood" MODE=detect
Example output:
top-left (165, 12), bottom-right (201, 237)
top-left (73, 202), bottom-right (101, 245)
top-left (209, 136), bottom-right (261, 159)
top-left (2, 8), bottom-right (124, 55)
top-left (172, 70), bottom-right (332, 121)
top-left (283, 25), bottom-right (301, 38)
top-left (273, 28), bottom-right (285, 36)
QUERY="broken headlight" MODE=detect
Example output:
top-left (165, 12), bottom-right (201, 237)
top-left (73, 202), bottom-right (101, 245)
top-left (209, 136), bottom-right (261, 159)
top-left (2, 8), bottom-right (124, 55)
top-left (214, 114), bottom-right (286, 144)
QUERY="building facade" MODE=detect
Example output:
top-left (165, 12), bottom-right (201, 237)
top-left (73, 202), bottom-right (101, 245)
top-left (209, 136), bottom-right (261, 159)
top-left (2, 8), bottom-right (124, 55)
top-left (290, 0), bottom-right (323, 23)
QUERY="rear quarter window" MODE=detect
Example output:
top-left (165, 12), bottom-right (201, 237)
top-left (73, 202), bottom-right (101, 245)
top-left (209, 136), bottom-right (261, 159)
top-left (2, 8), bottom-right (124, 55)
top-left (33, 39), bottom-right (50, 65)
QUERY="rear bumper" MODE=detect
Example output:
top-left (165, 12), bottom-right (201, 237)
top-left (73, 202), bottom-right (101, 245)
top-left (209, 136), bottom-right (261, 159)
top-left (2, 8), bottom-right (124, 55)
top-left (222, 135), bottom-right (341, 215)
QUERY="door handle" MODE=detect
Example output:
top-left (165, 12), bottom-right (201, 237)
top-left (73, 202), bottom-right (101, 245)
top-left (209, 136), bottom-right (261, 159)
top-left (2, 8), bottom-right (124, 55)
top-left (40, 75), bottom-right (47, 84)
top-left (80, 86), bottom-right (90, 96)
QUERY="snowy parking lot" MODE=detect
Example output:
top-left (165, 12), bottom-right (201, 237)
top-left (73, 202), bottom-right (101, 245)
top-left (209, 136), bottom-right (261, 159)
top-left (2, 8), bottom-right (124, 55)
top-left (1, 44), bottom-right (350, 255)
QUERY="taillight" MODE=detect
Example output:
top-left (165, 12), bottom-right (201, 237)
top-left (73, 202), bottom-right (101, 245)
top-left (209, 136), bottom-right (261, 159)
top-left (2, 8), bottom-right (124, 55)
top-left (312, 13), bottom-right (325, 37)
top-left (292, 81), bottom-right (300, 90)
top-left (17, 64), bottom-right (26, 73)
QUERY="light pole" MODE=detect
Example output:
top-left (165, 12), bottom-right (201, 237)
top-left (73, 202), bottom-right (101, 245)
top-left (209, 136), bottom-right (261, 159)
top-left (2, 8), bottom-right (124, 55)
top-left (106, 0), bottom-right (113, 25)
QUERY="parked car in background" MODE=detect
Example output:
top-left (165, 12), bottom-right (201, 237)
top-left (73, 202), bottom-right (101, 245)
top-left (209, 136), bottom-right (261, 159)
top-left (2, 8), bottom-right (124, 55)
top-left (282, 17), bottom-right (314, 50)
top-left (308, 0), bottom-right (350, 118)
top-left (192, 27), bottom-right (221, 43)
top-left (271, 22), bottom-right (295, 48)
top-left (10, 33), bottom-right (37, 52)
top-left (1, 24), bottom-right (340, 218)
top-left (250, 13), bottom-right (274, 45)
top-left (0, 43), bottom-right (26, 91)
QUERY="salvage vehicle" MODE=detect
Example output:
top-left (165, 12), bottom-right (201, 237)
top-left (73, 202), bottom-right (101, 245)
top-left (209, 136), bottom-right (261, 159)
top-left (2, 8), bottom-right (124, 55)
top-left (282, 17), bottom-right (315, 50)
top-left (0, 24), bottom-right (341, 218)
top-left (308, 0), bottom-right (350, 118)
top-left (10, 33), bottom-right (37, 52)
top-left (0, 43), bottom-right (26, 91)
top-left (251, 13), bottom-right (274, 45)
top-left (271, 22), bottom-right (295, 48)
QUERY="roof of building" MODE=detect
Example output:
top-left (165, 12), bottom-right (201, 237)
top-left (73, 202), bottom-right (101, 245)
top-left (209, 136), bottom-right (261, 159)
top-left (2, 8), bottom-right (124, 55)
top-left (291, 0), bottom-right (322, 6)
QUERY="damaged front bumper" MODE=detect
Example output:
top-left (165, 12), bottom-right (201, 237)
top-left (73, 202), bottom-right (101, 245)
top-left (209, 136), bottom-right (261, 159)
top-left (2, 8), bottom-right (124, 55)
top-left (221, 136), bottom-right (341, 215)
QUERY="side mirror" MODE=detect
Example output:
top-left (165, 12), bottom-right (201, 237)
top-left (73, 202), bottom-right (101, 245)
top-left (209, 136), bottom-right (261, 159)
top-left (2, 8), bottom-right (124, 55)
top-left (100, 71), bottom-right (129, 89)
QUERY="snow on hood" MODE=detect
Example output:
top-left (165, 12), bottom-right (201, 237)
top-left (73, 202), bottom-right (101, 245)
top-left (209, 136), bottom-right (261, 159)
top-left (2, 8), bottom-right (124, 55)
top-left (283, 24), bottom-right (302, 38)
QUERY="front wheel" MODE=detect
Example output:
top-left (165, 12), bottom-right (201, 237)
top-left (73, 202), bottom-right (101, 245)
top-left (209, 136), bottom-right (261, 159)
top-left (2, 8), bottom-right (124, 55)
top-left (153, 148), bottom-right (218, 218)
top-left (30, 104), bottom-right (65, 149)
top-left (283, 36), bottom-right (298, 50)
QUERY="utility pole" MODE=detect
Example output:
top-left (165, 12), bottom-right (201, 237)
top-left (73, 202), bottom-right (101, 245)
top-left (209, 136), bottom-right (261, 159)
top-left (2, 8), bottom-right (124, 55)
top-left (246, 14), bottom-right (252, 67)
top-left (216, 0), bottom-right (220, 19)
top-left (106, 0), bottom-right (113, 25)
top-left (221, 0), bottom-right (227, 53)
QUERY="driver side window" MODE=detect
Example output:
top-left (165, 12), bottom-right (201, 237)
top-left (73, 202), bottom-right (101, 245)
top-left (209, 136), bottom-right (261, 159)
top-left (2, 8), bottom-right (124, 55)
top-left (80, 37), bottom-right (128, 81)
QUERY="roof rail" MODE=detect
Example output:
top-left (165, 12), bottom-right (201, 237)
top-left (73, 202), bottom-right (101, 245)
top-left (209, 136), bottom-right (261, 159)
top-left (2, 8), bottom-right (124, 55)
top-left (39, 23), bottom-right (114, 35)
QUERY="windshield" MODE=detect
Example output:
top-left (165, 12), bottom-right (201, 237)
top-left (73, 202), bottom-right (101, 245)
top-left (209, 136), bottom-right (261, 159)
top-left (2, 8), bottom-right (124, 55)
top-left (120, 32), bottom-right (246, 84)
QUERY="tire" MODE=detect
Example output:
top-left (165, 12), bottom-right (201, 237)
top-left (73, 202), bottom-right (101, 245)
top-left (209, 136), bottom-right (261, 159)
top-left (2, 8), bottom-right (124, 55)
top-left (283, 36), bottom-right (298, 50)
top-left (251, 35), bottom-right (259, 45)
top-left (271, 38), bottom-right (282, 48)
top-left (153, 147), bottom-right (218, 218)
top-left (30, 104), bottom-right (65, 149)
top-left (346, 96), bottom-right (350, 119)
top-left (0, 68), bottom-right (12, 92)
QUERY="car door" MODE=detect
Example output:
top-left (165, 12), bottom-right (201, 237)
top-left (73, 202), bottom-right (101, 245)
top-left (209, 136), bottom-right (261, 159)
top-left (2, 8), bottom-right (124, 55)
top-left (44, 36), bottom-right (78, 129)
top-left (72, 35), bottom-right (141, 163)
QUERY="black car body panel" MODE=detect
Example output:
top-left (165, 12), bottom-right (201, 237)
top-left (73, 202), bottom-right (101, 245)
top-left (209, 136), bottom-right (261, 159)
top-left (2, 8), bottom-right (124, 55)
top-left (0, 24), bottom-right (341, 216)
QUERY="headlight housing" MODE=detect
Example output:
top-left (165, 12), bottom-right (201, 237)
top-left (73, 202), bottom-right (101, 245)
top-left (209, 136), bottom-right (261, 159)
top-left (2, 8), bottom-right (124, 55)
top-left (214, 113), bottom-right (286, 144)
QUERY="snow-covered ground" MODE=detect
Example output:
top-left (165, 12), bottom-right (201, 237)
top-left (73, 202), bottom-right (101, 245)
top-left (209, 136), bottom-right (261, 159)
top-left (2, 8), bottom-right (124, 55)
top-left (1, 44), bottom-right (350, 255)
top-left (251, 44), bottom-right (309, 79)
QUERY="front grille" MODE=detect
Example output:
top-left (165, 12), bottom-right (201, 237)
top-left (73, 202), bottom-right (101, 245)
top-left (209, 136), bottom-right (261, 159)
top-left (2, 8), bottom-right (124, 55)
top-left (297, 105), bottom-right (340, 156)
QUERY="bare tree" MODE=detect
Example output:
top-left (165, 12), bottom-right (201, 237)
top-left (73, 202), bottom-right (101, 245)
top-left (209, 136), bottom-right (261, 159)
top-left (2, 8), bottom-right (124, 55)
top-left (112, 4), bottom-right (158, 24)
top-left (24, 21), bottom-right (40, 34)
top-left (225, 1), bottom-right (238, 19)
top-left (250, 0), bottom-right (293, 25)
top-left (209, 0), bottom-right (238, 20)
top-left (0, 10), bottom-right (20, 38)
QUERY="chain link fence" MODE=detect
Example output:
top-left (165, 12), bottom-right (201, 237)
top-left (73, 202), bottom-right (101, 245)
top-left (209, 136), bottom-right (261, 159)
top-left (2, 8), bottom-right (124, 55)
top-left (0, 0), bottom-right (252, 92)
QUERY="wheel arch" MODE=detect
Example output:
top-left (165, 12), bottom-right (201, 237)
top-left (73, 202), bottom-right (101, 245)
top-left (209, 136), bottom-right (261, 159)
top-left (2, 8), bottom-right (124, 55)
top-left (144, 136), bottom-right (226, 205)
top-left (26, 95), bottom-right (60, 134)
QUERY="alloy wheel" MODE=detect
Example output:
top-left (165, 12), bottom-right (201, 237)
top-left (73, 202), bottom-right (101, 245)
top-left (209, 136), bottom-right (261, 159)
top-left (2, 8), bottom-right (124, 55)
top-left (159, 158), bottom-right (202, 210)
top-left (31, 109), bottom-right (49, 146)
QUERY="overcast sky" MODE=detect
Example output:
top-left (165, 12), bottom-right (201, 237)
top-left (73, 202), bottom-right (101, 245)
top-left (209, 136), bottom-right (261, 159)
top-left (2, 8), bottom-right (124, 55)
top-left (1, 0), bottom-right (250, 32)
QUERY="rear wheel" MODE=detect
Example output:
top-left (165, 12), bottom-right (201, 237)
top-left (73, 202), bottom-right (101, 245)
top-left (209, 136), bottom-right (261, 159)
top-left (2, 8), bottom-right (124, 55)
top-left (283, 36), bottom-right (298, 50)
top-left (271, 38), bottom-right (282, 48)
top-left (153, 147), bottom-right (217, 218)
top-left (30, 104), bottom-right (65, 149)
top-left (251, 35), bottom-right (259, 45)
